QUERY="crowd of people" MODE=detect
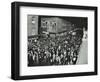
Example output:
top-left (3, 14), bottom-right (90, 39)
top-left (28, 29), bottom-right (83, 66)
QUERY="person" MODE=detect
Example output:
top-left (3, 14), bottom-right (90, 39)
top-left (28, 51), bottom-right (34, 66)
top-left (58, 46), bottom-right (61, 56)
top-left (60, 52), bottom-right (64, 65)
top-left (72, 55), bottom-right (78, 64)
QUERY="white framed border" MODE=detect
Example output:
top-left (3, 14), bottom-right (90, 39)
top-left (20, 6), bottom-right (95, 76)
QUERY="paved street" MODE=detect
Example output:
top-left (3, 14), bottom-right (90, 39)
top-left (77, 39), bottom-right (88, 64)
